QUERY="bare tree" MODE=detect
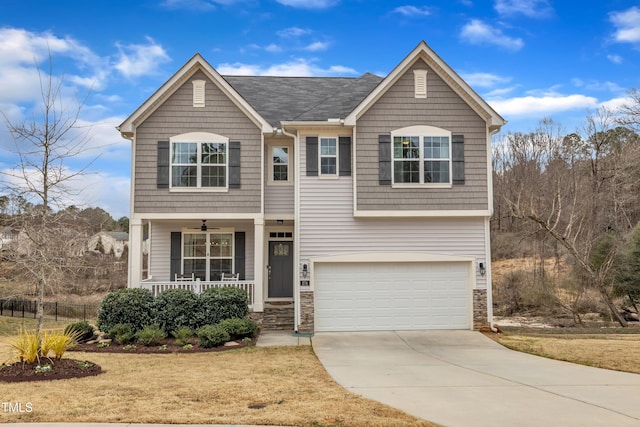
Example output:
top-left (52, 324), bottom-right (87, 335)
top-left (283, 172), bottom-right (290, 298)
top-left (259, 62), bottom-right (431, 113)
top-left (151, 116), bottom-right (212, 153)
top-left (1, 55), bottom-right (95, 335)
top-left (496, 113), bottom-right (636, 326)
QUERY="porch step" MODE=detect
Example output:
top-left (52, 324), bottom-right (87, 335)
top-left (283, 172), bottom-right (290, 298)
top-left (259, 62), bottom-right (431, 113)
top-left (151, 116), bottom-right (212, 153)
top-left (262, 304), bottom-right (294, 331)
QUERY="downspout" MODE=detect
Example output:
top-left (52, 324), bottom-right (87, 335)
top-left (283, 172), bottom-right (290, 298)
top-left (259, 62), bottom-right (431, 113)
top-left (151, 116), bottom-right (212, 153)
top-left (279, 126), bottom-right (300, 333)
top-left (487, 125), bottom-right (503, 333)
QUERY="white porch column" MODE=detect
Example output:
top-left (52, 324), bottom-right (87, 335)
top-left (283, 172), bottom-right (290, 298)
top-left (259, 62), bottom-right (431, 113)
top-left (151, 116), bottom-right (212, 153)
top-left (128, 218), bottom-right (143, 288)
top-left (253, 217), bottom-right (265, 311)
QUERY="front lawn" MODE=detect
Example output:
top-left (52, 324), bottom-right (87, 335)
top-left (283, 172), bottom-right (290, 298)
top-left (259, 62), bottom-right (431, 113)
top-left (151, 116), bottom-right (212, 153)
top-left (489, 328), bottom-right (640, 374)
top-left (0, 342), bottom-right (435, 426)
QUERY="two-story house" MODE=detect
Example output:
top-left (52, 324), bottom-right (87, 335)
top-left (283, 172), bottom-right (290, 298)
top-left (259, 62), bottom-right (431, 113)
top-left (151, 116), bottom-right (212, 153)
top-left (118, 41), bottom-right (505, 333)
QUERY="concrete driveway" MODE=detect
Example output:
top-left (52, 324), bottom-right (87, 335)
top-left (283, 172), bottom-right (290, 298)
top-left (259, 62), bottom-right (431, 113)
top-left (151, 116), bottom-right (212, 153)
top-left (312, 331), bottom-right (640, 427)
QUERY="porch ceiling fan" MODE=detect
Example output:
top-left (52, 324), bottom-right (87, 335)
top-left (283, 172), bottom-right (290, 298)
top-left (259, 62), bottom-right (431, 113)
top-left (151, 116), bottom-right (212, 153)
top-left (184, 220), bottom-right (219, 231)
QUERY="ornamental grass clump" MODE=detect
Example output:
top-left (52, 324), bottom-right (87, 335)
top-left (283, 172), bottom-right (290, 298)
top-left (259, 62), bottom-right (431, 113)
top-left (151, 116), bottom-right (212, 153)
top-left (9, 328), bottom-right (40, 364)
top-left (41, 330), bottom-right (81, 359)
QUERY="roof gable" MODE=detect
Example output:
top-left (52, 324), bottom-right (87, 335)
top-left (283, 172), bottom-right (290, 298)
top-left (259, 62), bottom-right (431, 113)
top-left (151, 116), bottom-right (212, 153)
top-left (118, 54), bottom-right (272, 137)
top-left (345, 41), bottom-right (506, 131)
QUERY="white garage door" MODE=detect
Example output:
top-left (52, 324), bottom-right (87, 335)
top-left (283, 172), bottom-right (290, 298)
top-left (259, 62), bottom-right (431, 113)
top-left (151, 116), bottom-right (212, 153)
top-left (314, 262), bottom-right (471, 331)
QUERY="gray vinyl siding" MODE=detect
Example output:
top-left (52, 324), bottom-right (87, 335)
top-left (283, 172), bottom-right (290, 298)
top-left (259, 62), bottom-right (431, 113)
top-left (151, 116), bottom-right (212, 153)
top-left (265, 185), bottom-right (294, 215)
top-left (356, 59), bottom-right (489, 211)
top-left (150, 220), bottom-right (254, 282)
top-left (134, 70), bottom-right (261, 214)
top-left (299, 137), bottom-right (488, 290)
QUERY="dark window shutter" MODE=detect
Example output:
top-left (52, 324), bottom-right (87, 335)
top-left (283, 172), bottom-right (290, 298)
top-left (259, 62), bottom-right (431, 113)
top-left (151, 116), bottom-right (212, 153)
top-left (157, 141), bottom-right (170, 188)
top-left (234, 232), bottom-right (246, 280)
top-left (306, 136), bottom-right (318, 176)
top-left (378, 134), bottom-right (391, 185)
top-left (229, 141), bottom-right (241, 188)
top-left (170, 232), bottom-right (182, 281)
top-left (339, 136), bottom-right (352, 176)
top-left (452, 134), bottom-right (465, 185)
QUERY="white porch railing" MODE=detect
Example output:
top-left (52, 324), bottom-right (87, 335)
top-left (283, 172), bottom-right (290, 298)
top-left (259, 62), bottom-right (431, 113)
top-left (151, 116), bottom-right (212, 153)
top-left (140, 279), bottom-right (255, 307)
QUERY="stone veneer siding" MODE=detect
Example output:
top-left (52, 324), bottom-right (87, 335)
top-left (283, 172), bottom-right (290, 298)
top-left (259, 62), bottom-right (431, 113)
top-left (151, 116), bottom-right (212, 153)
top-left (299, 291), bottom-right (314, 333)
top-left (473, 289), bottom-right (489, 330)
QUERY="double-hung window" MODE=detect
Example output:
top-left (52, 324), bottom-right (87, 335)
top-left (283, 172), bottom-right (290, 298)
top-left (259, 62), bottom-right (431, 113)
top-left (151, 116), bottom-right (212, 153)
top-left (320, 137), bottom-right (337, 175)
top-left (392, 126), bottom-right (451, 186)
top-left (170, 132), bottom-right (228, 189)
top-left (272, 146), bottom-right (290, 182)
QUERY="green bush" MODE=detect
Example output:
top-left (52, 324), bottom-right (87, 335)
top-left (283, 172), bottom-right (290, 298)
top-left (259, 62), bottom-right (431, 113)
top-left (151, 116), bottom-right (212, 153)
top-left (97, 288), bottom-right (155, 333)
top-left (135, 325), bottom-right (166, 346)
top-left (64, 321), bottom-right (95, 343)
top-left (171, 326), bottom-right (194, 346)
top-left (108, 323), bottom-right (135, 344)
top-left (197, 287), bottom-right (249, 328)
top-left (153, 288), bottom-right (201, 333)
top-left (197, 324), bottom-right (230, 348)
top-left (218, 318), bottom-right (258, 340)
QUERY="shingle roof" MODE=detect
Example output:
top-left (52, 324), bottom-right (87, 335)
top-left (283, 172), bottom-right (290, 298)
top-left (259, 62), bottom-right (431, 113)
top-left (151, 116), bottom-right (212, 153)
top-left (222, 73), bottom-right (383, 127)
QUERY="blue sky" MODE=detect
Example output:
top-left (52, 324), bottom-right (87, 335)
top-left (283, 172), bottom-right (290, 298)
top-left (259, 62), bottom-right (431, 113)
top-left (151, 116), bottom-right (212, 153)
top-left (1, 0), bottom-right (640, 218)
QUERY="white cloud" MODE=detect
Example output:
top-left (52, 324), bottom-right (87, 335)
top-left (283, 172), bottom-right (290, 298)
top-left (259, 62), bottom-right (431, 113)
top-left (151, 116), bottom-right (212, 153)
top-left (488, 94), bottom-right (598, 116)
top-left (114, 37), bottom-right (170, 78)
top-left (610, 6), bottom-right (640, 44)
top-left (607, 54), bottom-right (623, 64)
top-left (600, 96), bottom-right (633, 112)
top-left (304, 41), bottom-right (330, 51)
top-left (160, 0), bottom-right (246, 10)
top-left (460, 72), bottom-right (511, 88)
top-left (571, 79), bottom-right (624, 93)
top-left (277, 27), bottom-right (312, 38)
top-left (393, 5), bottom-right (432, 17)
top-left (494, 0), bottom-right (553, 18)
top-left (460, 19), bottom-right (524, 51)
top-left (217, 59), bottom-right (356, 76)
top-left (276, 0), bottom-right (339, 9)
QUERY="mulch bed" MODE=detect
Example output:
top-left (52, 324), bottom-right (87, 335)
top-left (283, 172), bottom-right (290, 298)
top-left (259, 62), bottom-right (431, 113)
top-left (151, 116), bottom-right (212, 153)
top-left (68, 334), bottom-right (259, 354)
top-left (0, 358), bottom-right (102, 383)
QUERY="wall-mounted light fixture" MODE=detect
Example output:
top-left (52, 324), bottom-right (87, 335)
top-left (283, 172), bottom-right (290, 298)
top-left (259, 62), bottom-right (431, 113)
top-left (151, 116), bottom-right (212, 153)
top-left (201, 219), bottom-right (207, 231)
top-left (478, 262), bottom-right (486, 277)
top-left (276, 219), bottom-right (284, 225)
top-left (301, 263), bottom-right (309, 278)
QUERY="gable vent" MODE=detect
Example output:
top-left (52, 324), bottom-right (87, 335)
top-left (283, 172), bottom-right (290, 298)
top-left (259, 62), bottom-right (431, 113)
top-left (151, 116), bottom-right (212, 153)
top-left (192, 80), bottom-right (206, 107)
top-left (413, 69), bottom-right (427, 99)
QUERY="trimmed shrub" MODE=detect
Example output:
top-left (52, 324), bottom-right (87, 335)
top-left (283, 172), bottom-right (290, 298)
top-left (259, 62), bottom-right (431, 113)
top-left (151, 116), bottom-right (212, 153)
top-left (218, 318), bottom-right (258, 340)
top-left (97, 288), bottom-right (155, 333)
top-left (135, 325), bottom-right (166, 346)
top-left (109, 323), bottom-right (135, 344)
top-left (64, 321), bottom-right (95, 343)
top-left (197, 287), bottom-right (249, 328)
top-left (197, 324), bottom-right (230, 348)
top-left (171, 326), bottom-right (194, 346)
top-left (153, 288), bottom-right (201, 333)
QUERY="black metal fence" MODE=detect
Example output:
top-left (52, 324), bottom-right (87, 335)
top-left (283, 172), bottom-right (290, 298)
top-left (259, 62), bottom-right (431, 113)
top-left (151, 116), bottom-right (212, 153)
top-left (0, 298), bottom-right (98, 322)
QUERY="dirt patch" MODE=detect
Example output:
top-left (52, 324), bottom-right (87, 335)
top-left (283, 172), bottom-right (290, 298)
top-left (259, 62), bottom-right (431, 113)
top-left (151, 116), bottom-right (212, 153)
top-left (0, 358), bottom-right (102, 383)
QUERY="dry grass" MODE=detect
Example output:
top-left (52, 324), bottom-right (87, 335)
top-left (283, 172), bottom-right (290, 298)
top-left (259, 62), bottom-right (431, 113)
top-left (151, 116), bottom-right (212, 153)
top-left (490, 333), bottom-right (640, 374)
top-left (0, 344), bottom-right (435, 426)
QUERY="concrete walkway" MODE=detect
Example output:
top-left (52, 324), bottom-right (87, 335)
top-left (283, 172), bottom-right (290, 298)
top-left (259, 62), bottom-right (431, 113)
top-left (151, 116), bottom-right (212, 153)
top-left (255, 330), bottom-right (311, 347)
top-left (312, 330), bottom-right (640, 427)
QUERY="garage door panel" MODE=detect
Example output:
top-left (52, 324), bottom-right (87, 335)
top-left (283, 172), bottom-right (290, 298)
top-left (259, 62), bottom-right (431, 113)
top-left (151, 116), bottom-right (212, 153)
top-left (315, 262), bottom-right (471, 331)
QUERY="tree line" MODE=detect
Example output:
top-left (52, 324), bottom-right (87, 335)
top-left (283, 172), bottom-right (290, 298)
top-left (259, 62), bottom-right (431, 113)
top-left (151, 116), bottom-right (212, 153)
top-left (492, 93), bottom-right (640, 326)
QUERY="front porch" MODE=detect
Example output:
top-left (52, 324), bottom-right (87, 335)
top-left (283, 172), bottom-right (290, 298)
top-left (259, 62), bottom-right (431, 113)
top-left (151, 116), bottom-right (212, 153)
top-left (129, 216), bottom-right (296, 315)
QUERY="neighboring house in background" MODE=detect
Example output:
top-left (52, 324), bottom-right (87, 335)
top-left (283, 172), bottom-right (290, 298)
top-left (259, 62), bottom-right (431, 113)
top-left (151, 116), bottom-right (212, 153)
top-left (0, 227), bottom-right (18, 251)
top-left (88, 231), bottom-right (129, 259)
top-left (118, 41), bottom-right (506, 333)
